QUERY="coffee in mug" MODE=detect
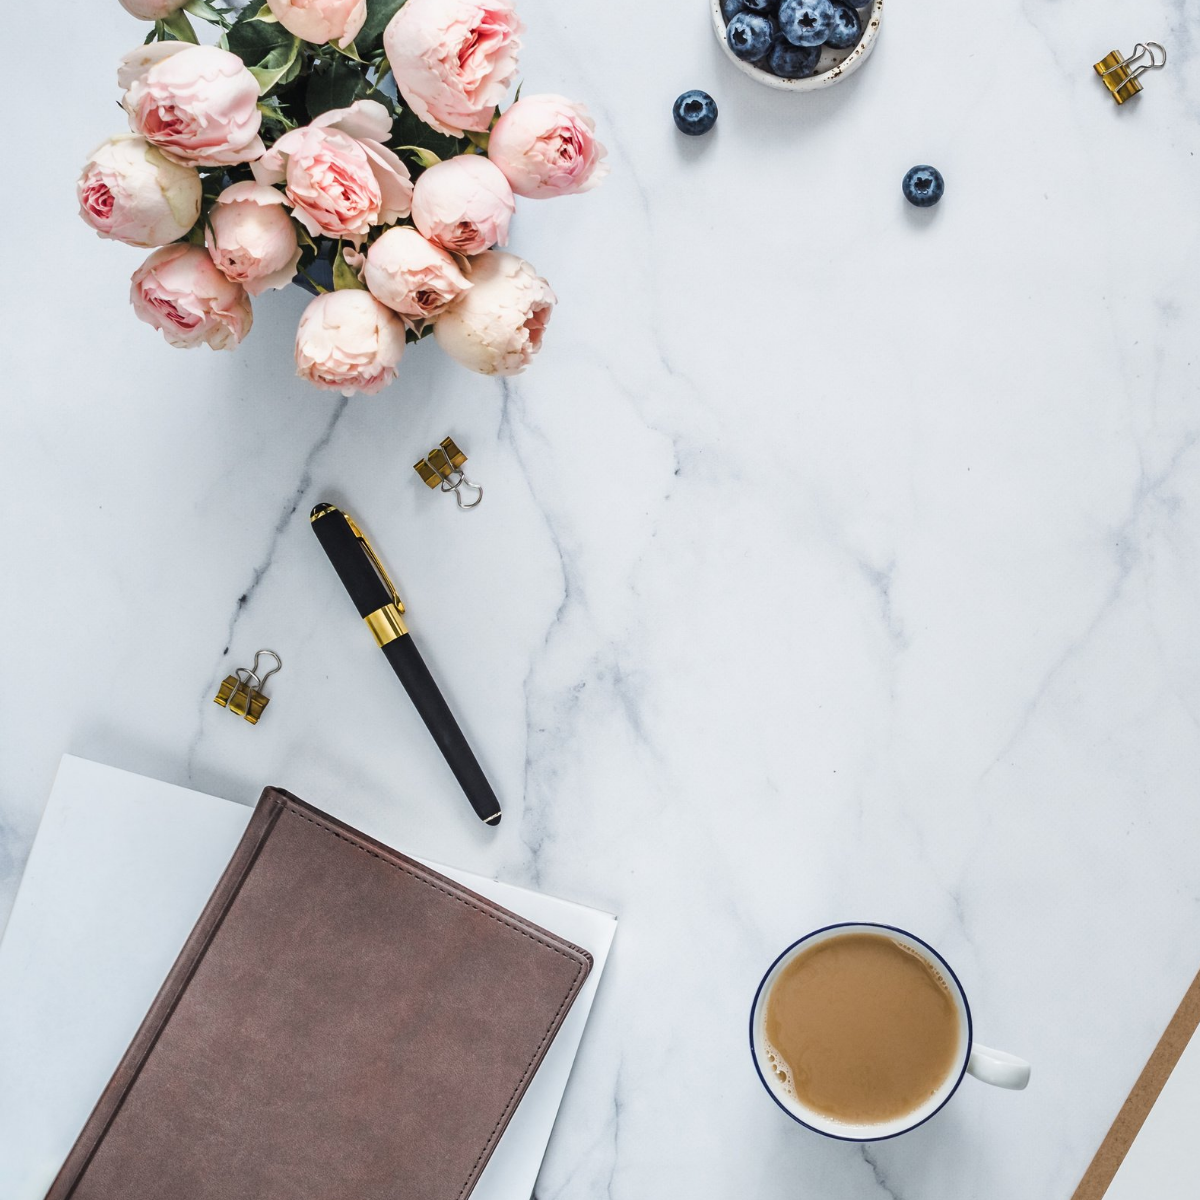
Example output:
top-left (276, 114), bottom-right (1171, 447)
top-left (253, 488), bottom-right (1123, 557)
top-left (750, 923), bottom-right (1031, 1140)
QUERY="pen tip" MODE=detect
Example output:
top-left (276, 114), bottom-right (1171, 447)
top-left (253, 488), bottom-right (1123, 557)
top-left (486, 812), bottom-right (502, 826)
top-left (310, 503), bottom-right (336, 523)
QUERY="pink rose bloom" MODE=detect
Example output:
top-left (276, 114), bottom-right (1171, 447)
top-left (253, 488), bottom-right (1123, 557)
top-left (253, 100), bottom-right (412, 244)
top-left (205, 182), bottom-right (301, 296)
top-left (295, 290), bottom-right (406, 396)
top-left (267, 0), bottom-right (366, 48)
top-left (78, 134), bottom-right (201, 248)
top-left (355, 227), bottom-right (471, 326)
top-left (488, 94), bottom-right (608, 199)
top-left (121, 43), bottom-right (264, 167)
top-left (411, 154), bottom-right (514, 254)
top-left (434, 251), bottom-right (554, 376)
top-left (130, 244), bottom-right (253, 350)
top-left (120, 0), bottom-right (187, 18)
top-left (384, 0), bottom-right (522, 137)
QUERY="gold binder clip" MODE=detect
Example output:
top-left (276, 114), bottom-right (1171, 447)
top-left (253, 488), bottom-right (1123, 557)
top-left (1095, 42), bottom-right (1166, 104)
top-left (414, 436), bottom-right (483, 510)
top-left (214, 649), bottom-right (282, 725)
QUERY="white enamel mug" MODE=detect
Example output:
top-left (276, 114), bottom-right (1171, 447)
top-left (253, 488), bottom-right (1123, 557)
top-left (749, 923), bottom-right (1030, 1141)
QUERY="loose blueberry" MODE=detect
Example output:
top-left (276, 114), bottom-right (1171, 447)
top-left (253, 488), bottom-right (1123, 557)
top-left (902, 164), bottom-right (945, 208)
top-left (778, 0), bottom-right (834, 47)
top-left (741, 0), bottom-right (777, 11)
top-left (767, 38), bottom-right (821, 78)
top-left (720, 0), bottom-right (746, 20)
top-left (726, 12), bottom-right (776, 62)
top-left (825, 3), bottom-right (861, 49)
top-left (673, 90), bottom-right (718, 136)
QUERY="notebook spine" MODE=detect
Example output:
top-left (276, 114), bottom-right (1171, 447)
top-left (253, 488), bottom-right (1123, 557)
top-left (45, 792), bottom-right (287, 1200)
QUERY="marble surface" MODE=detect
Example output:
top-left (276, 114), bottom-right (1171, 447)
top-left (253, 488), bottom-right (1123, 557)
top-left (3, 0), bottom-right (1200, 1196)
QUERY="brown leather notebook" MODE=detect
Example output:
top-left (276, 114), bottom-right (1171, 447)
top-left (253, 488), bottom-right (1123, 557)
top-left (47, 788), bottom-right (592, 1200)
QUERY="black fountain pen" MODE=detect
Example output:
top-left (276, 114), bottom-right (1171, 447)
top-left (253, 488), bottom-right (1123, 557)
top-left (310, 503), bottom-right (502, 826)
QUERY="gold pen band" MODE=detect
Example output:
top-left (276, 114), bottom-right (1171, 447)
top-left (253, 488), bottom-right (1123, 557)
top-left (364, 603), bottom-right (408, 646)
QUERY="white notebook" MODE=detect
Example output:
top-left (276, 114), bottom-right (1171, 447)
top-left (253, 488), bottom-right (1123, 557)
top-left (0, 756), bottom-right (615, 1199)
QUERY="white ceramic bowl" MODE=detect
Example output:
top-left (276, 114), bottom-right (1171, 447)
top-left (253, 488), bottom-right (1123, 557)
top-left (711, 0), bottom-right (884, 92)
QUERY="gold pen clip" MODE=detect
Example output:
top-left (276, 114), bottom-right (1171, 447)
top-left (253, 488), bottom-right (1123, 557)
top-left (345, 514), bottom-right (409, 646)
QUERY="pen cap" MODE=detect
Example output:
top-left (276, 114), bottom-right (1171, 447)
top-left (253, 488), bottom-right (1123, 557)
top-left (310, 504), bottom-right (395, 619)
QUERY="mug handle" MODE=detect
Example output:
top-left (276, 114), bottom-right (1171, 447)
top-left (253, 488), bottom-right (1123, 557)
top-left (967, 1043), bottom-right (1031, 1090)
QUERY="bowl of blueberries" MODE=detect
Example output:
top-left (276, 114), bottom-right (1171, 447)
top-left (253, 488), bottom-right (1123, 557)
top-left (713, 0), bottom-right (883, 90)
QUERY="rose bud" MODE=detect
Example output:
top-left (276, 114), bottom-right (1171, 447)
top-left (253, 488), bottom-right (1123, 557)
top-left (119, 0), bottom-right (188, 19)
top-left (130, 244), bottom-right (253, 350)
top-left (266, 0), bottom-right (366, 48)
top-left (384, 0), bottom-right (523, 137)
top-left (205, 182), bottom-right (301, 296)
top-left (253, 100), bottom-right (412, 244)
top-left (294, 290), bottom-right (407, 396)
top-left (488, 94), bottom-right (608, 199)
top-left (78, 134), bottom-right (202, 248)
top-left (357, 227), bottom-right (472, 325)
top-left (434, 250), bottom-right (555, 376)
top-left (411, 154), bottom-right (514, 255)
top-left (120, 43), bottom-right (264, 167)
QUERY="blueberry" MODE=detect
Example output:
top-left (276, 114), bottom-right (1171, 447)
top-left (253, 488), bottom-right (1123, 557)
top-left (767, 38), bottom-right (821, 78)
top-left (825, 3), bottom-right (861, 49)
top-left (673, 90), bottom-right (718, 136)
top-left (726, 12), bottom-right (776, 62)
top-left (720, 0), bottom-right (746, 21)
top-left (741, 0), bottom-right (777, 10)
top-left (902, 164), bottom-right (945, 208)
top-left (778, 0), bottom-right (834, 47)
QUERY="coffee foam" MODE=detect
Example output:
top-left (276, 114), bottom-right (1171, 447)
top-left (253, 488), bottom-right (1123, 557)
top-left (893, 938), bottom-right (954, 998)
top-left (761, 1035), bottom-right (796, 1099)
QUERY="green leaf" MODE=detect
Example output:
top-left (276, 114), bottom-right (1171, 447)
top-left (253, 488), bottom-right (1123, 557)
top-left (391, 106), bottom-right (467, 160)
top-left (333, 247), bottom-right (367, 291)
top-left (224, 16), bottom-right (302, 94)
top-left (184, 0), bottom-right (230, 25)
top-left (160, 10), bottom-right (199, 41)
top-left (224, 12), bottom-right (288, 59)
top-left (248, 38), bottom-right (301, 93)
top-left (257, 98), bottom-right (297, 130)
top-left (252, 2), bottom-right (279, 19)
top-left (331, 40), bottom-right (367, 63)
top-left (356, 0), bottom-right (407, 58)
top-left (305, 55), bottom-right (369, 117)
top-left (464, 129), bottom-right (490, 151)
top-left (395, 145), bottom-right (440, 169)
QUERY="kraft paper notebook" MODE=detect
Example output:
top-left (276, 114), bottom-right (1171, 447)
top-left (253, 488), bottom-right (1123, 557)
top-left (0, 759), bottom-right (612, 1200)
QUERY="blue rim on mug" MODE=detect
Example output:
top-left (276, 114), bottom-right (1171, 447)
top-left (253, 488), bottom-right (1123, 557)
top-left (748, 922), bottom-right (975, 1142)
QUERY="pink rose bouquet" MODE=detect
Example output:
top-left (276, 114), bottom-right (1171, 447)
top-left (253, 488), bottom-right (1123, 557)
top-left (488, 94), bottom-right (608, 198)
top-left (412, 154), bottom-right (514, 254)
top-left (295, 289), bottom-right (406, 394)
top-left (434, 251), bottom-right (554, 375)
top-left (131, 243), bottom-right (253, 350)
top-left (354, 227), bottom-right (471, 324)
top-left (79, 135), bottom-right (202, 247)
top-left (251, 100), bottom-right (413, 243)
top-left (205, 182), bottom-right (302, 294)
top-left (84, 0), bottom-right (606, 395)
